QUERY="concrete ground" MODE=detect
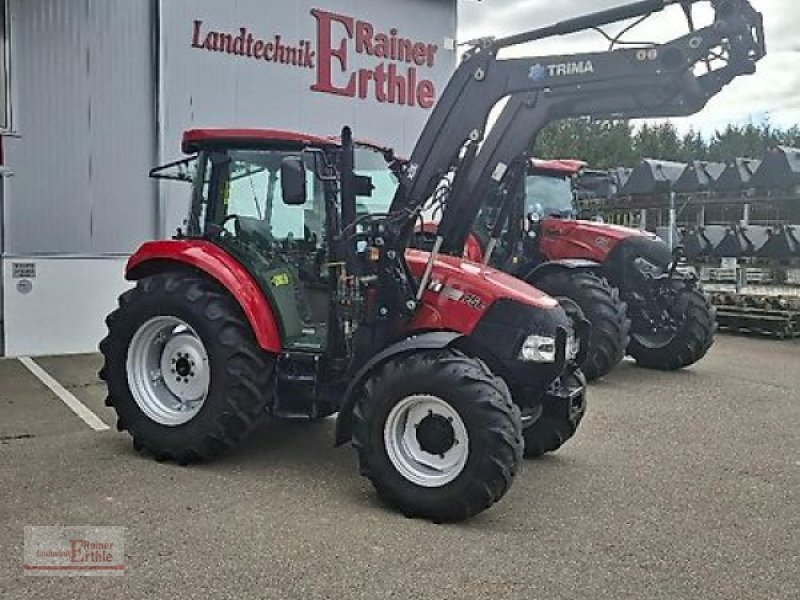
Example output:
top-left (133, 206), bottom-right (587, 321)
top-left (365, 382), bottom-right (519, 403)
top-left (0, 334), bottom-right (798, 599)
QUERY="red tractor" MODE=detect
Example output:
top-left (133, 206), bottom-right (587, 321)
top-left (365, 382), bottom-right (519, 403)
top-left (99, 0), bottom-right (764, 522)
top-left (101, 127), bottom-right (591, 523)
top-left (421, 0), bottom-right (764, 380)
top-left (473, 157), bottom-right (717, 380)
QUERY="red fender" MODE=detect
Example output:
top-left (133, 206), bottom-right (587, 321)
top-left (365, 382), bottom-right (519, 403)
top-left (126, 240), bottom-right (282, 353)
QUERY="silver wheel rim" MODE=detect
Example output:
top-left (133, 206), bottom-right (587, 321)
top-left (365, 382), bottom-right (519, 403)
top-left (383, 395), bottom-right (469, 488)
top-left (126, 316), bottom-right (210, 427)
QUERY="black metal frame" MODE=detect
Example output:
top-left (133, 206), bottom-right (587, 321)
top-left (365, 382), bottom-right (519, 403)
top-left (383, 0), bottom-right (764, 261)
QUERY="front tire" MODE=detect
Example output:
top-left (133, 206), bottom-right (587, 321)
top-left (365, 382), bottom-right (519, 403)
top-left (627, 279), bottom-right (716, 370)
top-left (520, 370), bottom-right (587, 458)
top-left (99, 273), bottom-right (276, 464)
top-left (532, 270), bottom-right (630, 380)
top-left (352, 349), bottom-right (523, 522)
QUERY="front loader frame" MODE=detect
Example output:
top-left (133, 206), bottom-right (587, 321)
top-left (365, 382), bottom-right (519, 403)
top-left (381, 0), bottom-right (764, 264)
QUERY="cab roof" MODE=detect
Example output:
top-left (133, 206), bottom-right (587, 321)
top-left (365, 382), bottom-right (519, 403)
top-left (182, 128), bottom-right (340, 154)
top-left (529, 158), bottom-right (587, 175)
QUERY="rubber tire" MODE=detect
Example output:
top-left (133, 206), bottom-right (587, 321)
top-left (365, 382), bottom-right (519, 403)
top-left (99, 273), bottom-right (276, 464)
top-left (521, 369), bottom-right (587, 458)
top-left (532, 270), bottom-right (630, 381)
top-left (627, 280), bottom-right (716, 371)
top-left (352, 349), bottom-right (523, 523)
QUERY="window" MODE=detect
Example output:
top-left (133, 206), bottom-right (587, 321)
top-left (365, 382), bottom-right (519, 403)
top-left (524, 174), bottom-right (576, 218)
top-left (0, 0), bottom-right (9, 131)
top-left (353, 147), bottom-right (400, 217)
top-left (213, 149), bottom-right (324, 245)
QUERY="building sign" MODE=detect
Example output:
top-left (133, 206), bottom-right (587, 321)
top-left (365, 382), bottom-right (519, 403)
top-left (190, 8), bottom-right (440, 109)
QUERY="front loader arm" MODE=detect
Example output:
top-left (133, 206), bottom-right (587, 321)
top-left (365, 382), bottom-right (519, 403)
top-left (385, 0), bottom-right (764, 253)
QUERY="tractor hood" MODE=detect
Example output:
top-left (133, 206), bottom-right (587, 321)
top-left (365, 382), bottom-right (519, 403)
top-left (565, 219), bottom-right (658, 241)
top-left (406, 249), bottom-right (557, 310)
top-left (405, 249), bottom-right (559, 335)
top-left (538, 217), bottom-right (663, 264)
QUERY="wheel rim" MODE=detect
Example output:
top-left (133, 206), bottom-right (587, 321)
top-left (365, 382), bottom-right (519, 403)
top-left (383, 395), bottom-right (469, 488)
top-left (126, 316), bottom-right (210, 427)
top-left (631, 281), bottom-right (685, 349)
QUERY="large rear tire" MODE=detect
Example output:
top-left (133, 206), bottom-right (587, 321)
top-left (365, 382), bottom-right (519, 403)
top-left (627, 279), bottom-right (716, 370)
top-left (521, 370), bottom-right (587, 458)
top-left (99, 273), bottom-right (276, 464)
top-left (352, 349), bottom-right (523, 522)
top-left (533, 270), bottom-right (630, 380)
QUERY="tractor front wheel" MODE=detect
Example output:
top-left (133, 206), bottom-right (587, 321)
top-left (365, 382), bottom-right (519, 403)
top-left (533, 270), bottom-right (629, 380)
top-left (100, 273), bottom-right (276, 464)
top-left (627, 278), bottom-right (716, 370)
top-left (352, 349), bottom-right (523, 522)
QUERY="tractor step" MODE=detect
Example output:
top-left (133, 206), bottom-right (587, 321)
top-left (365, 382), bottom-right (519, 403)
top-left (272, 351), bottom-right (328, 420)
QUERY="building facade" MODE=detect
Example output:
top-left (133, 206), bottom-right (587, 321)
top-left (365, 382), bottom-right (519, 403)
top-left (0, 0), bottom-right (457, 356)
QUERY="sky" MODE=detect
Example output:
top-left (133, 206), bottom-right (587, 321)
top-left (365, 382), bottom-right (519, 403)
top-left (457, 0), bottom-right (799, 136)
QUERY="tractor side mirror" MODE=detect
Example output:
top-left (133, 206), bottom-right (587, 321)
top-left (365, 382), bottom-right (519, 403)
top-left (280, 157), bottom-right (307, 206)
top-left (354, 174), bottom-right (374, 197)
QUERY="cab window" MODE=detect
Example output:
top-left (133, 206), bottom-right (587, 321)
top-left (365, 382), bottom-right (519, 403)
top-left (206, 149), bottom-right (324, 245)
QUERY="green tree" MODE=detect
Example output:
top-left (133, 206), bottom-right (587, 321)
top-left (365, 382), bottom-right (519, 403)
top-left (532, 118), bottom-right (799, 167)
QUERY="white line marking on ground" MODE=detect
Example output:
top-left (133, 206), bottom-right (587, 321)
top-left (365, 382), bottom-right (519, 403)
top-left (18, 357), bottom-right (110, 432)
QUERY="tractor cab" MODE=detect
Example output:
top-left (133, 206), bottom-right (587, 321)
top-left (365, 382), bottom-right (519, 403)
top-left (521, 159), bottom-right (585, 221)
top-left (180, 130), bottom-right (337, 354)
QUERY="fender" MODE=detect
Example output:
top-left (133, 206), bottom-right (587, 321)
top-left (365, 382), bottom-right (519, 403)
top-left (603, 236), bottom-right (673, 290)
top-left (126, 240), bottom-right (282, 353)
top-left (523, 259), bottom-right (602, 285)
top-left (334, 331), bottom-right (463, 446)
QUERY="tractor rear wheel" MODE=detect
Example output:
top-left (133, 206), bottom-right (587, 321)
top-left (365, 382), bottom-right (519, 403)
top-left (99, 273), bottom-right (275, 464)
top-left (627, 279), bottom-right (716, 370)
top-left (352, 349), bottom-right (523, 522)
top-left (533, 270), bottom-right (630, 380)
top-left (520, 370), bottom-right (587, 458)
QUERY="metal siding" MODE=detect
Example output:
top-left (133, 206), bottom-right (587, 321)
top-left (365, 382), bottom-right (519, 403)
top-left (87, 0), bottom-right (156, 254)
top-left (4, 0), bottom-right (155, 256)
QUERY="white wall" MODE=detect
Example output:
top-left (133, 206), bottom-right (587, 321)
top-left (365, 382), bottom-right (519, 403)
top-left (3, 257), bottom-right (131, 357)
top-left (158, 0), bottom-right (457, 234)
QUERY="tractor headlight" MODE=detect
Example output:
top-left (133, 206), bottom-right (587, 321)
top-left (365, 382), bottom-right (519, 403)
top-left (519, 332), bottom-right (579, 363)
top-left (519, 335), bottom-right (557, 363)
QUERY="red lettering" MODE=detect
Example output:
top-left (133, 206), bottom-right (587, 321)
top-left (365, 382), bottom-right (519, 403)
top-left (418, 79), bottom-right (435, 109)
top-left (253, 40), bottom-right (264, 59)
top-left (232, 28), bottom-right (247, 56)
top-left (407, 67), bottom-right (417, 107)
top-left (219, 33), bottom-right (233, 53)
top-left (412, 43), bottom-right (427, 66)
top-left (358, 69), bottom-right (373, 99)
top-left (374, 34), bottom-right (388, 59)
top-left (304, 42), bottom-right (316, 68)
top-left (397, 39), bottom-right (413, 63)
top-left (70, 540), bottom-right (82, 562)
top-left (355, 21), bottom-right (374, 55)
top-left (311, 9), bottom-right (355, 97)
top-left (387, 64), bottom-right (406, 105)
top-left (374, 63), bottom-right (387, 103)
top-left (426, 44), bottom-right (438, 68)
top-left (191, 20), bottom-right (204, 48)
